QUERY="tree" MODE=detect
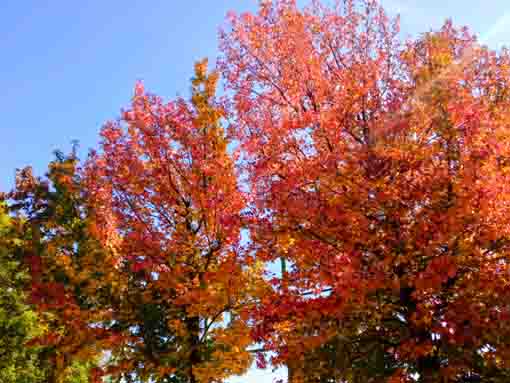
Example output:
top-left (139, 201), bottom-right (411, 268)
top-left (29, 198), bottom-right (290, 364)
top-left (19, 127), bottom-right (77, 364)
top-left (219, 0), bottom-right (510, 381)
top-left (1, 152), bottom-right (103, 383)
top-left (0, 203), bottom-right (46, 383)
top-left (6, 1), bottom-right (510, 382)
top-left (82, 59), bottom-right (260, 382)
top-left (5, 61), bottom-right (263, 383)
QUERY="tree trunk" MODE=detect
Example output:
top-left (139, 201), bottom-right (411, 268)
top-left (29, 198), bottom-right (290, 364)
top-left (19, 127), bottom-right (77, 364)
top-left (186, 316), bottom-right (200, 383)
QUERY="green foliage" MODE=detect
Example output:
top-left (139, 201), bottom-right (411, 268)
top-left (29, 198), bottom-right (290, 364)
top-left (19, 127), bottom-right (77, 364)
top-left (0, 156), bottom-right (100, 383)
top-left (64, 358), bottom-right (99, 383)
top-left (0, 204), bottom-right (46, 383)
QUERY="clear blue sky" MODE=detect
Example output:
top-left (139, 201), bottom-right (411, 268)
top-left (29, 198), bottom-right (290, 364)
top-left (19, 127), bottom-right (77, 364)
top-left (1, 1), bottom-right (510, 382)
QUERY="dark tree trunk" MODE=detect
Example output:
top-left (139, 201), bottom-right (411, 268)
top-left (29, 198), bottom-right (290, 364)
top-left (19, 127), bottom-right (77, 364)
top-left (186, 316), bottom-right (200, 383)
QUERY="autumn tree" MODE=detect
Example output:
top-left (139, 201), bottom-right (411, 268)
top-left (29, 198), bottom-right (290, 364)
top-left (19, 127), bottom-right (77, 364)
top-left (82, 59), bottom-right (260, 383)
top-left (3, 62), bottom-right (263, 383)
top-left (0, 203), bottom-right (46, 383)
top-left (220, 0), bottom-right (510, 381)
top-left (6, 1), bottom-right (510, 382)
top-left (2, 150), bottom-right (106, 383)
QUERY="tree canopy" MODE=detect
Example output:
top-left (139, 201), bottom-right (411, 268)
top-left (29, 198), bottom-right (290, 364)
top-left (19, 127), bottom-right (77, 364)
top-left (3, 1), bottom-right (510, 382)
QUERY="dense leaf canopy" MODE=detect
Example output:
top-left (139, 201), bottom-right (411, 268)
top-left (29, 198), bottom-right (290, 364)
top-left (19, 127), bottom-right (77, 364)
top-left (3, 1), bottom-right (510, 382)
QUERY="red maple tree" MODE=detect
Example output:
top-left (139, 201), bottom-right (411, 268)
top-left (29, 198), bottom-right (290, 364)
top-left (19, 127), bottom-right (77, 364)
top-left (220, 0), bottom-right (510, 381)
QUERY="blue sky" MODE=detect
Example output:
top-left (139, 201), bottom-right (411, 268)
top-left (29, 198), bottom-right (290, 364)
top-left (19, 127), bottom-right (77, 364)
top-left (2, 1), bottom-right (510, 382)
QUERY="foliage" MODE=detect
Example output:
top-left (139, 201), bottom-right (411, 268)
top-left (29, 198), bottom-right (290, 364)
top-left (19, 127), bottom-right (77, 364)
top-left (219, 0), bottom-right (510, 381)
top-left (0, 203), bottom-right (47, 383)
top-left (75, 60), bottom-right (258, 382)
top-left (5, 1), bottom-right (510, 382)
top-left (0, 192), bottom-right (97, 383)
